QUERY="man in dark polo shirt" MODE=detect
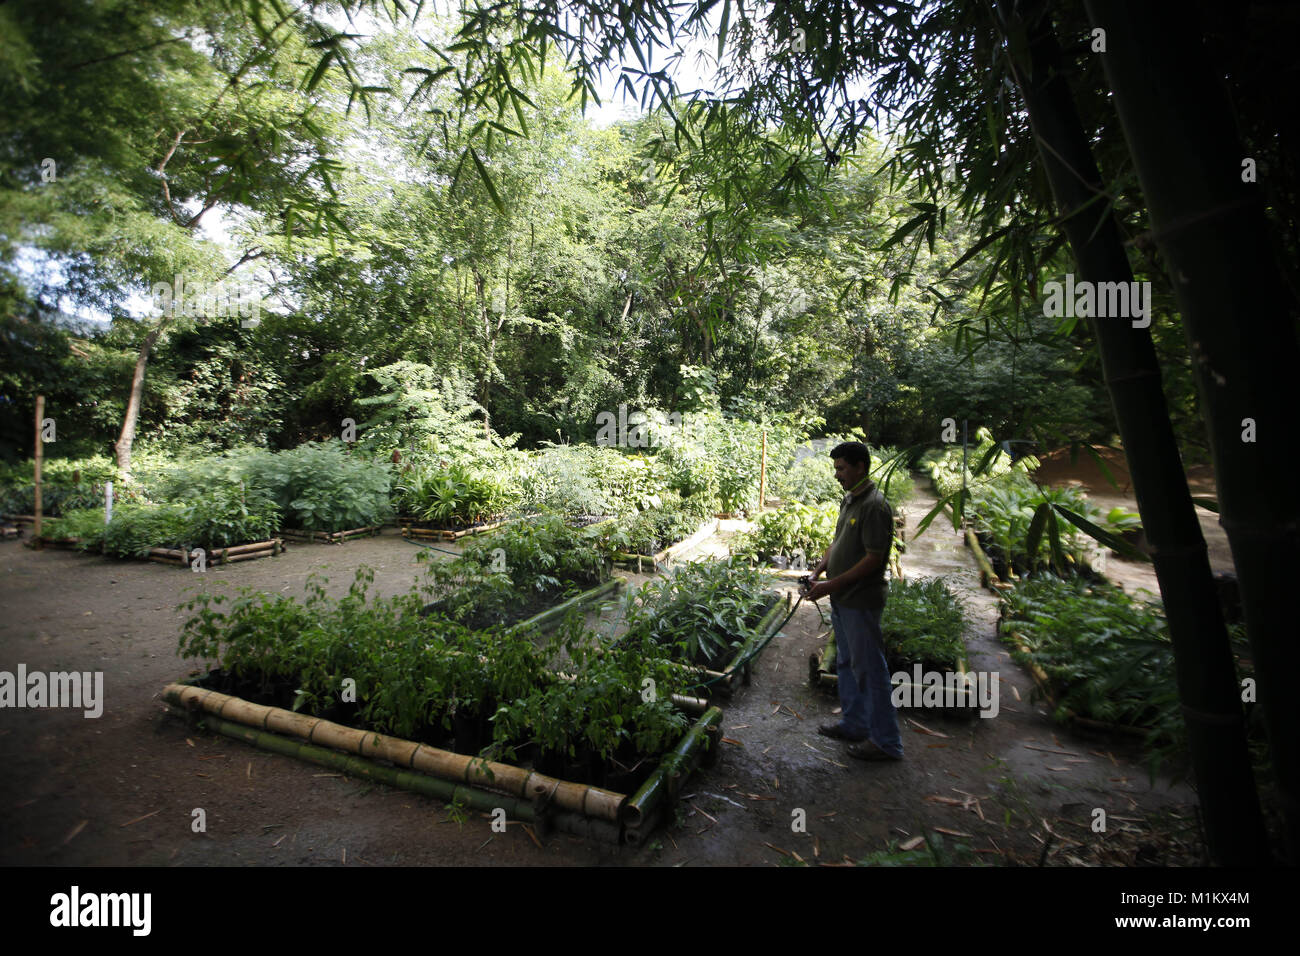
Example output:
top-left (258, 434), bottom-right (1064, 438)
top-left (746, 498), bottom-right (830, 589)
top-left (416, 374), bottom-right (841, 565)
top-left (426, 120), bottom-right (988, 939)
top-left (805, 441), bottom-right (904, 761)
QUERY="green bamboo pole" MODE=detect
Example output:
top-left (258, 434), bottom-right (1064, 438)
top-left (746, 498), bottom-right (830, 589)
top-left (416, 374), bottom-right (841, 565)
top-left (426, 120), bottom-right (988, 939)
top-left (623, 705), bottom-right (724, 827)
top-left (32, 395), bottom-right (43, 547)
top-left (512, 576), bottom-right (625, 633)
top-left (622, 807), bottom-right (662, 847)
top-left (996, 1), bottom-right (1269, 865)
top-left (964, 528), bottom-right (999, 590)
top-left (720, 594), bottom-right (786, 687)
top-left (163, 684), bottom-right (626, 822)
top-left (196, 712), bottom-right (537, 822)
top-left (1084, 0), bottom-right (1298, 866)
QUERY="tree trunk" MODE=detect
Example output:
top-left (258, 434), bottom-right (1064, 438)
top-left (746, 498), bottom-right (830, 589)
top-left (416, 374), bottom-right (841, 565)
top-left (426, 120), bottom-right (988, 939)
top-left (1085, 0), bottom-right (1300, 864)
top-left (996, 1), bottom-right (1270, 865)
top-left (471, 266), bottom-right (493, 437)
top-left (113, 318), bottom-right (168, 480)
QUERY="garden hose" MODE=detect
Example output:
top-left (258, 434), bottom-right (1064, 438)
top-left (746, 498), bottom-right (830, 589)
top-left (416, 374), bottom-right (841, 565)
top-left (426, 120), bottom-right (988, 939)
top-left (401, 536), bottom-right (464, 558)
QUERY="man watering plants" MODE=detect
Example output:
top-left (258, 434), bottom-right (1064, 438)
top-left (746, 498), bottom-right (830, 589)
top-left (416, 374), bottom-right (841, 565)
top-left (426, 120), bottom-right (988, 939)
top-left (804, 441), bottom-right (904, 761)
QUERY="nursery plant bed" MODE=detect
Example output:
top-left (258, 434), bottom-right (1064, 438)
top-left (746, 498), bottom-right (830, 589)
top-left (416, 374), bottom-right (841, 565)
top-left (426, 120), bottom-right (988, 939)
top-left (30, 535), bottom-right (82, 550)
top-left (512, 576), bottom-right (626, 633)
top-left (161, 681), bottom-right (723, 845)
top-left (808, 630), bottom-right (981, 717)
top-left (279, 525), bottom-right (382, 544)
top-left (612, 516), bottom-right (719, 571)
top-left (421, 576), bottom-right (625, 632)
top-left (710, 592), bottom-right (790, 695)
top-left (146, 538), bottom-right (286, 568)
top-left (648, 591), bottom-right (790, 699)
top-left (997, 618), bottom-right (1149, 739)
top-left (400, 517), bottom-right (514, 540)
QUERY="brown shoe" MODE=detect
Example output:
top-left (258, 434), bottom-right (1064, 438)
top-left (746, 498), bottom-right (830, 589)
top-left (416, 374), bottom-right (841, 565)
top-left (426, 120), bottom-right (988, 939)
top-left (847, 740), bottom-right (902, 761)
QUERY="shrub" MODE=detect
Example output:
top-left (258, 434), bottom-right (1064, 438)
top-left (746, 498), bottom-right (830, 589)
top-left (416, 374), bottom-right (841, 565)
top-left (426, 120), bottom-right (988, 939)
top-left (420, 513), bottom-right (608, 628)
top-left (614, 558), bottom-right (773, 670)
top-left (395, 460), bottom-right (515, 528)
top-left (733, 502), bottom-right (837, 566)
top-left (969, 474), bottom-right (1096, 575)
top-left (509, 446), bottom-right (616, 518)
top-left (240, 441), bottom-right (392, 532)
top-left (181, 480), bottom-right (281, 550)
top-left (881, 577), bottom-right (967, 670)
top-left (998, 576), bottom-right (1182, 745)
top-left (920, 427), bottom-right (1038, 497)
top-left (102, 502), bottom-right (191, 557)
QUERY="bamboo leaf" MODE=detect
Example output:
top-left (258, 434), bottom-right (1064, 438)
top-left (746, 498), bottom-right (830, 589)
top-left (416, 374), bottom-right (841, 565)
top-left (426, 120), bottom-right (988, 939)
top-left (1052, 505), bottom-right (1150, 562)
top-left (468, 147), bottom-right (505, 215)
top-left (304, 49), bottom-right (335, 94)
top-left (1025, 502), bottom-right (1051, 569)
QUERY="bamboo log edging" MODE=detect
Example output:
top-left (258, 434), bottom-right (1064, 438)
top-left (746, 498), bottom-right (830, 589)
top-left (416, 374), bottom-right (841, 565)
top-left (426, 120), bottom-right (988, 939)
top-left (810, 625), bottom-right (980, 714)
top-left (401, 517), bottom-right (514, 541)
top-left (280, 526), bottom-right (380, 544)
top-left (33, 536), bottom-right (82, 550)
top-left (511, 576), bottom-right (626, 634)
top-left (716, 593), bottom-right (787, 691)
top-left (182, 710), bottom-right (539, 823)
top-left (623, 705), bottom-right (724, 830)
top-left (659, 518), bottom-right (720, 567)
top-left (147, 538), bottom-right (284, 567)
top-left (162, 683), bottom-right (628, 823)
top-left (964, 528), bottom-right (1000, 591)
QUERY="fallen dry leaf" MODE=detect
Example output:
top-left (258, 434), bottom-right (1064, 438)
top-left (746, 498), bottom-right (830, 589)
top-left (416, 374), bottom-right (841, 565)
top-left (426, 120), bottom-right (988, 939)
top-left (906, 718), bottom-right (950, 738)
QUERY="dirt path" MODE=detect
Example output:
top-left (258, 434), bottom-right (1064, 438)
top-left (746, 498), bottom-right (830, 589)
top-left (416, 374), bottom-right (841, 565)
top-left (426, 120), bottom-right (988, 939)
top-left (0, 504), bottom-right (1203, 867)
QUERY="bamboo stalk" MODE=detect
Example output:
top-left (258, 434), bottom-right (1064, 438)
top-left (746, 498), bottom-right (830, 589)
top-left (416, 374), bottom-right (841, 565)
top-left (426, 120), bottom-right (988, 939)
top-left (964, 528), bottom-right (999, 589)
top-left (1084, 0), bottom-right (1296, 864)
top-left (659, 518), bottom-right (720, 566)
top-left (217, 548), bottom-right (278, 564)
top-left (191, 712), bottom-right (538, 823)
top-left (1002, 0), bottom-right (1268, 865)
top-left (33, 395), bottom-right (43, 545)
top-left (623, 705), bottom-right (723, 826)
top-left (212, 539), bottom-right (281, 558)
top-left (669, 693), bottom-right (708, 716)
top-left (162, 684), bottom-right (627, 822)
top-left (622, 807), bottom-right (662, 846)
top-left (717, 594), bottom-right (786, 687)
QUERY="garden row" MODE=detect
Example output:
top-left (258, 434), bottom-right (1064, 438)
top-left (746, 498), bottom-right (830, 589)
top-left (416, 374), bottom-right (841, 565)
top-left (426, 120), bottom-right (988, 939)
top-left (5, 418), bottom-right (917, 569)
top-left (168, 543), bottom-right (790, 842)
top-left (919, 432), bottom-right (1261, 767)
top-left (920, 427), bottom-right (1142, 581)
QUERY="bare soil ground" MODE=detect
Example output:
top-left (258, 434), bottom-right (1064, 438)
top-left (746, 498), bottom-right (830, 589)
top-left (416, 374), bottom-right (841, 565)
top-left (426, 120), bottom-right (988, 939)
top-left (0, 488), bottom-right (1214, 867)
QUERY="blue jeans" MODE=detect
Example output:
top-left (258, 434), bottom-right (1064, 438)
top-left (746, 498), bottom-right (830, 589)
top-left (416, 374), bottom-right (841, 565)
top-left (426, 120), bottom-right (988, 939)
top-left (832, 602), bottom-right (904, 758)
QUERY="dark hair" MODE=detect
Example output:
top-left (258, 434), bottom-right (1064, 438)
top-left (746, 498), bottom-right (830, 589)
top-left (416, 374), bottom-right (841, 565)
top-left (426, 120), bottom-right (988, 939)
top-left (829, 441), bottom-right (871, 469)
